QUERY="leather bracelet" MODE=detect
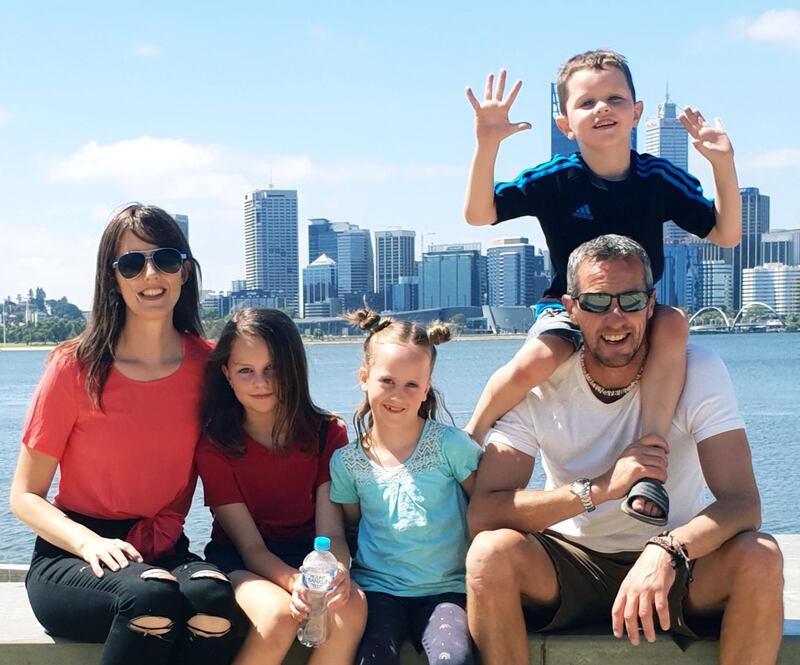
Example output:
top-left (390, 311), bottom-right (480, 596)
top-left (645, 534), bottom-right (693, 581)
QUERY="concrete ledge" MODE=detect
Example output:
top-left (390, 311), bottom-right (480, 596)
top-left (2, 534), bottom-right (798, 664)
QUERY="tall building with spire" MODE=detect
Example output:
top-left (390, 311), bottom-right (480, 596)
top-left (645, 86), bottom-right (692, 243)
top-left (244, 188), bottom-right (299, 311)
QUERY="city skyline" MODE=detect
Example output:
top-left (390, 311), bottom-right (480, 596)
top-left (2, 3), bottom-right (800, 309)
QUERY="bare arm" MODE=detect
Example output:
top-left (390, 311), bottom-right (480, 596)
top-left (459, 470), bottom-right (478, 498)
top-left (9, 446), bottom-right (143, 577)
top-left (611, 428), bottom-right (759, 644)
top-left (315, 482), bottom-right (350, 569)
top-left (212, 502), bottom-right (298, 592)
top-left (315, 482), bottom-right (354, 609)
top-left (464, 70), bottom-right (531, 226)
top-left (679, 108), bottom-right (740, 248)
top-left (468, 441), bottom-right (594, 537)
top-left (667, 428), bottom-right (760, 558)
top-left (468, 435), bottom-right (669, 538)
top-left (465, 336), bottom-right (572, 442)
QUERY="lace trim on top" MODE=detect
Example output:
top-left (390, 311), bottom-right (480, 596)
top-left (339, 419), bottom-right (446, 484)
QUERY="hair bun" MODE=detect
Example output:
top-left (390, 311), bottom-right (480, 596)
top-left (426, 321), bottom-right (452, 346)
top-left (343, 307), bottom-right (391, 335)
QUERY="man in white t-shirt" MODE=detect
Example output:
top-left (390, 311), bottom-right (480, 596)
top-left (466, 235), bottom-right (783, 665)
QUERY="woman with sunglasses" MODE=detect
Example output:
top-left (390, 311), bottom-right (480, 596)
top-left (10, 204), bottom-right (237, 665)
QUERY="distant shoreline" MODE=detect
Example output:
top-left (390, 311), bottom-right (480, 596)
top-left (0, 335), bottom-right (528, 352)
top-left (2, 329), bottom-right (795, 352)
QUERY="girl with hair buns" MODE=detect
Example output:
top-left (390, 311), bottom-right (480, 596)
top-left (329, 308), bottom-right (481, 665)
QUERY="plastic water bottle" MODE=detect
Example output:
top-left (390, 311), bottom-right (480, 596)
top-left (296, 536), bottom-right (338, 647)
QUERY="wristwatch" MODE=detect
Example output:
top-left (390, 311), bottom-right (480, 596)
top-left (569, 478), bottom-right (596, 513)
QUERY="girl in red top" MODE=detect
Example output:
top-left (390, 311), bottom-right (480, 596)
top-left (196, 308), bottom-right (366, 665)
top-left (10, 204), bottom-right (236, 665)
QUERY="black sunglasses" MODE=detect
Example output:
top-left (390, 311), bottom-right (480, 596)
top-left (112, 248), bottom-right (187, 280)
top-left (573, 289), bottom-right (653, 313)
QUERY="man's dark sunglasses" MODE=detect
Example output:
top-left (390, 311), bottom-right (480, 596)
top-left (112, 248), bottom-right (187, 279)
top-left (573, 289), bottom-right (653, 313)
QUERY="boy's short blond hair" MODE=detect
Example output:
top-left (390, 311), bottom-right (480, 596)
top-left (556, 49), bottom-right (636, 115)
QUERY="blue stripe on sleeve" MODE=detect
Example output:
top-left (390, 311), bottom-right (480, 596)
top-left (495, 153), bottom-right (582, 194)
top-left (636, 155), bottom-right (713, 206)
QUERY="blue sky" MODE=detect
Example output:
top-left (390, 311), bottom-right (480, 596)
top-left (2, 1), bottom-right (799, 309)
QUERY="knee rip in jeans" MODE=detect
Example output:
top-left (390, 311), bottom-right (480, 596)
top-left (187, 614), bottom-right (232, 638)
top-left (189, 569), bottom-right (229, 583)
top-left (186, 572), bottom-right (231, 638)
top-left (139, 568), bottom-right (178, 583)
top-left (128, 616), bottom-right (173, 637)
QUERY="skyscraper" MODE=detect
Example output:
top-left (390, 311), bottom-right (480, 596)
top-left (732, 187), bottom-right (770, 310)
top-left (375, 228), bottom-right (415, 311)
top-left (335, 223), bottom-right (374, 309)
top-left (742, 264), bottom-right (800, 316)
top-left (762, 229), bottom-right (800, 265)
top-left (644, 87), bottom-right (692, 243)
top-left (420, 243), bottom-right (482, 309)
top-left (303, 254), bottom-right (339, 317)
top-left (486, 238), bottom-right (548, 307)
top-left (244, 188), bottom-right (299, 311)
top-left (308, 218), bottom-right (338, 264)
top-left (171, 213), bottom-right (189, 242)
top-left (657, 242), bottom-right (703, 310)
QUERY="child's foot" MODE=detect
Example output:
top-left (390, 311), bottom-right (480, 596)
top-left (630, 497), bottom-right (664, 518)
top-left (621, 478), bottom-right (669, 526)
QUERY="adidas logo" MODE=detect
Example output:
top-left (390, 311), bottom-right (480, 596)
top-left (572, 204), bottom-right (593, 220)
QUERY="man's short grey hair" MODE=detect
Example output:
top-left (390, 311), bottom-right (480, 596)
top-left (566, 234), bottom-right (654, 295)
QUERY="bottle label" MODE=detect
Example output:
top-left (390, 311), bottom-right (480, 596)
top-left (303, 571), bottom-right (330, 591)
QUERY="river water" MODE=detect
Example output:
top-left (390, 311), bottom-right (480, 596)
top-left (1, 332), bottom-right (798, 562)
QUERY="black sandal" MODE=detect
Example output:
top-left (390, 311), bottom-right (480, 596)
top-left (621, 478), bottom-right (669, 526)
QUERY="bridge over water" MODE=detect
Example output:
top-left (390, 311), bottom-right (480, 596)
top-left (688, 302), bottom-right (786, 332)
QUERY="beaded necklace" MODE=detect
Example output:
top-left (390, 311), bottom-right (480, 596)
top-left (579, 347), bottom-right (646, 399)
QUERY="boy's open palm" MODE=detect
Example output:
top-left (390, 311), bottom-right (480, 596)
top-left (466, 69), bottom-right (531, 145)
top-left (679, 107), bottom-right (734, 166)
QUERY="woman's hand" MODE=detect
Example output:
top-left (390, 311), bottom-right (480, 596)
top-left (79, 537), bottom-right (143, 577)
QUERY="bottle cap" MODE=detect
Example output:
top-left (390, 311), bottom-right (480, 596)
top-left (314, 536), bottom-right (331, 551)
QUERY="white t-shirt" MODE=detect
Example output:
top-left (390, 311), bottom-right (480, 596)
top-left (487, 343), bottom-right (745, 553)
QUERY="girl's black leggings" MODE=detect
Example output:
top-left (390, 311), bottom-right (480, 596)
top-left (25, 512), bottom-right (237, 665)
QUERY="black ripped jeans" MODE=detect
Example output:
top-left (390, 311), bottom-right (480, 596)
top-left (25, 512), bottom-right (237, 665)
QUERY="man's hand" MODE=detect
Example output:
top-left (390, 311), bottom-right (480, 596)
top-left (465, 69), bottom-right (531, 145)
top-left (593, 434), bottom-right (669, 503)
top-left (612, 544), bottom-right (675, 644)
top-left (679, 107), bottom-right (734, 167)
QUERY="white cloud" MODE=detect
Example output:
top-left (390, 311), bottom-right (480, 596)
top-left (308, 24), bottom-right (330, 40)
top-left (749, 148), bottom-right (800, 170)
top-left (732, 9), bottom-right (800, 50)
top-left (0, 106), bottom-right (10, 126)
top-left (135, 43), bottom-right (165, 57)
top-left (47, 137), bottom-right (463, 197)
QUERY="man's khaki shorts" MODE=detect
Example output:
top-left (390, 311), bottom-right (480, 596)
top-left (523, 530), bottom-right (721, 645)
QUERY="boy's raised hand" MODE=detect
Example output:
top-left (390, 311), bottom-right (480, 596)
top-left (679, 107), bottom-right (734, 166)
top-left (466, 69), bottom-right (531, 145)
